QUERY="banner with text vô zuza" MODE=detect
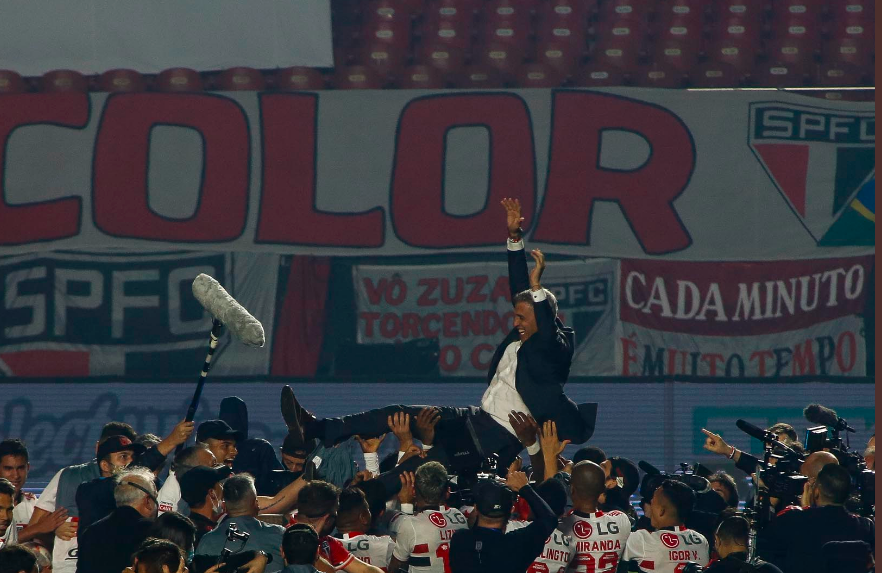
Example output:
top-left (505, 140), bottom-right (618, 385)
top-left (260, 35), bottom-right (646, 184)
top-left (353, 259), bottom-right (619, 377)
top-left (0, 89), bottom-right (873, 259)
top-left (617, 256), bottom-right (874, 378)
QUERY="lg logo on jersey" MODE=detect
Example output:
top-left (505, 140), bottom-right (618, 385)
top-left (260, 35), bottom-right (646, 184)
top-left (661, 533), bottom-right (680, 548)
top-left (573, 520), bottom-right (620, 539)
top-left (429, 513), bottom-right (448, 528)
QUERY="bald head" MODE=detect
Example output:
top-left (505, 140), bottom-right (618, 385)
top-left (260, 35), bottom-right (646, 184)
top-left (571, 461), bottom-right (607, 505)
top-left (801, 451), bottom-right (839, 479)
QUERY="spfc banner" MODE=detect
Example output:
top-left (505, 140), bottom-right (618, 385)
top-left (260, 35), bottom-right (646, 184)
top-left (353, 260), bottom-right (618, 376)
top-left (749, 102), bottom-right (875, 247)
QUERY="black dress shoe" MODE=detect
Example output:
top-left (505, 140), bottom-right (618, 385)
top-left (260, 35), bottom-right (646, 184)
top-left (281, 385), bottom-right (317, 446)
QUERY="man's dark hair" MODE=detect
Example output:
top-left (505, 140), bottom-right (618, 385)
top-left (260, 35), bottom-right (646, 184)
top-left (171, 444), bottom-right (211, 474)
top-left (338, 488), bottom-right (369, 520)
top-left (573, 446), bottom-right (606, 465)
top-left (149, 511), bottom-right (197, 554)
top-left (709, 471), bottom-right (739, 508)
top-left (132, 538), bottom-right (184, 573)
top-left (658, 480), bottom-right (695, 522)
top-left (223, 474), bottom-right (257, 514)
top-left (282, 523), bottom-right (320, 565)
top-left (297, 481), bottom-right (340, 518)
top-left (0, 545), bottom-right (37, 573)
top-left (513, 288), bottom-right (559, 317)
top-left (0, 439), bottom-right (28, 463)
top-left (715, 515), bottom-right (749, 546)
top-left (815, 463), bottom-right (851, 505)
top-left (354, 480), bottom-right (387, 525)
top-left (0, 478), bottom-right (14, 497)
top-left (534, 479), bottom-right (568, 517)
top-left (766, 422), bottom-right (798, 444)
top-left (99, 421), bottom-right (137, 442)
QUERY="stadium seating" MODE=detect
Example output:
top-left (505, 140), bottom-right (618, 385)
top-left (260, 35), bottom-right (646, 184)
top-left (40, 69), bottom-right (89, 92)
top-left (7, 0), bottom-right (874, 92)
top-left (0, 70), bottom-right (27, 93)
top-left (155, 68), bottom-right (203, 92)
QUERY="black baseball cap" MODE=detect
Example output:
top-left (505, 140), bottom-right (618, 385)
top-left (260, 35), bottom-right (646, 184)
top-left (475, 480), bottom-right (514, 518)
top-left (179, 465), bottom-right (232, 506)
top-left (97, 435), bottom-right (146, 461)
top-left (197, 420), bottom-right (243, 443)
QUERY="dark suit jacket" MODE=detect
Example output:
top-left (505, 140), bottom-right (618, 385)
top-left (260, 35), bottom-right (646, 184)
top-left (77, 505), bottom-right (153, 573)
top-left (757, 505), bottom-right (874, 573)
top-left (486, 246), bottom-right (597, 443)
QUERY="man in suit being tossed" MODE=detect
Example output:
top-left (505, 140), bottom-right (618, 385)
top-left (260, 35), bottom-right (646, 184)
top-left (283, 199), bottom-right (597, 476)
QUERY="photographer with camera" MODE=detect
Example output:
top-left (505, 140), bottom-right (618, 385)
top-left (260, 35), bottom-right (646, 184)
top-left (449, 470), bottom-right (557, 573)
top-left (756, 464), bottom-right (874, 573)
top-left (703, 516), bottom-right (781, 573)
top-left (623, 480), bottom-right (709, 573)
top-left (194, 475), bottom-right (279, 572)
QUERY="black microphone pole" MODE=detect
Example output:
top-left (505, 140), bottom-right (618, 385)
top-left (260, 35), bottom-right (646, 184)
top-left (175, 319), bottom-right (223, 456)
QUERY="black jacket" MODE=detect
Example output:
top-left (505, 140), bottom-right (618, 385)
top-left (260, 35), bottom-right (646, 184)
top-left (449, 485), bottom-right (558, 573)
top-left (77, 505), bottom-right (153, 573)
top-left (486, 246), bottom-right (596, 443)
top-left (706, 552), bottom-right (782, 573)
top-left (757, 505), bottom-right (874, 573)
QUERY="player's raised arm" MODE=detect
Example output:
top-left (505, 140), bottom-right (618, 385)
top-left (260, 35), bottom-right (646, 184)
top-left (502, 197), bottom-right (531, 295)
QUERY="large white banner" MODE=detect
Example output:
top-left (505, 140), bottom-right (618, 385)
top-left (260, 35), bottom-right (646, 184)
top-left (354, 260), bottom-right (619, 377)
top-left (0, 89), bottom-right (873, 259)
top-left (0, 0), bottom-right (333, 74)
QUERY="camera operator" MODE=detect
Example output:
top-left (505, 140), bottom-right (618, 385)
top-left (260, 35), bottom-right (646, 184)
top-left (623, 480), bottom-right (709, 573)
top-left (704, 516), bottom-right (781, 573)
top-left (757, 464), bottom-right (874, 573)
top-left (701, 425), bottom-right (797, 476)
top-left (448, 471), bottom-right (557, 573)
top-left (194, 474), bottom-right (280, 572)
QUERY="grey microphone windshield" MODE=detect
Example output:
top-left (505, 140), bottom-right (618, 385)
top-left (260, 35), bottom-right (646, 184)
top-left (192, 274), bottom-right (265, 348)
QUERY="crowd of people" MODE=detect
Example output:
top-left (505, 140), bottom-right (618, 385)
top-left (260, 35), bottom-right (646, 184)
top-left (0, 408), bottom-right (874, 573)
top-left (0, 200), bottom-right (874, 573)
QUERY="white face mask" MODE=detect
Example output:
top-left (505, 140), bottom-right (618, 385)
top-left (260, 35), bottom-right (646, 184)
top-left (211, 493), bottom-right (223, 516)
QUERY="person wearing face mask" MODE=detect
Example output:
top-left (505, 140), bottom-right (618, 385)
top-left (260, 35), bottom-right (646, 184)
top-left (178, 466), bottom-right (229, 546)
top-left (77, 467), bottom-right (160, 573)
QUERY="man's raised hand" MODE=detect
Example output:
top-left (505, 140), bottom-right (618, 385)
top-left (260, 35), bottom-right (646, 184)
top-left (701, 428), bottom-right (732, 456)
top-left (509, 411), bottom-right (539, 447)
top-left (399, 472), bottom-right (416, 505)
top-left (502, 197), bottom-right (524, 240)
top-left (354, 434), bottom-right (386, 454)
top-left (387, 412), bottom-right (413, 451)
top-left (529, 249), bottom-right (546, 290)
top-left (414, 407), bottom-right (441, 446)
top-left (506, 470), bottom-right (529, 493)
top-left (539, 420), bottom-right (570, 458)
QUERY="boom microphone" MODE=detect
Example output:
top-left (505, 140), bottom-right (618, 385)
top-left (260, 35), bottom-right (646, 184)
top-left (638, 460), bottom-right (661, 475)
top-left (192, 274), bottom-right (265, 348)
top-left (804, 403), bottom-right (856, 433)
top-left (735, 419), bottom-right (771, 443)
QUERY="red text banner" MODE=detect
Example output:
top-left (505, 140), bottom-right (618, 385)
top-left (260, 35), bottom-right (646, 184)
top-left (617, 258), bottom-right (872, 378)
top-left (0, 90), bottom-right (873, 260)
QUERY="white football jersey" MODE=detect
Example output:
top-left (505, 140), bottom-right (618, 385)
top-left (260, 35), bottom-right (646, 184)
top-left (340, 532), bottom-right (395, 571)
top-left (506, 520), bottom-right (575, 573)
top-left (560, 510), bottom-right (631, 573)
top-left (13, 492), bottom-right (38, 533)
top-left (392, 507), bottom-right (469, 572)
top-left (623, 526), bottom-right (709, 573)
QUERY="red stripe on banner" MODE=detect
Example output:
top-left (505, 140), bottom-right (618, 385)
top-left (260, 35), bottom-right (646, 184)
top-left (270, 256), bottom-right (331, 377)
top-left (753, 143), bottom-right (809, 217)
top-left (412, 543), bottom-right (429, 554)
top-left (0, 350), bottom-right (89, 376)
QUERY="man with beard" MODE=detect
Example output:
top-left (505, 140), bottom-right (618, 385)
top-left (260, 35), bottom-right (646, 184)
top-left (0, 479), bottom-right (16, 549)
top-left (76, 435), bottom-right (148, 528)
